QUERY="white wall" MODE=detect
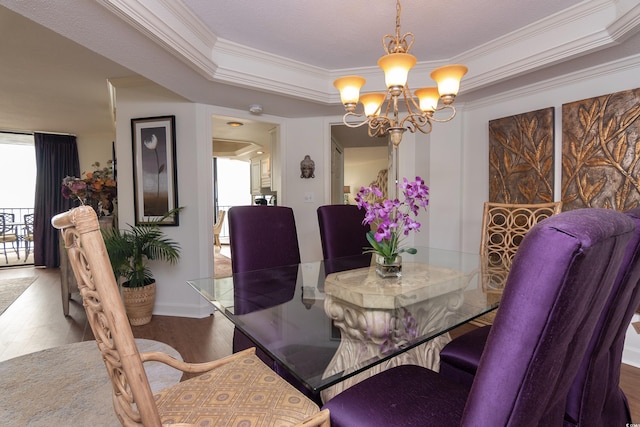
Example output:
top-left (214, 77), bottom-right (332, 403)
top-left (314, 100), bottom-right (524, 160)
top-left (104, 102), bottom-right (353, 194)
top-left (115, 82), bottom-right (213, 318)
top-left (285, 117), bottom-right (328, 261)
top-left (76, 131), bottom-right (115, 174)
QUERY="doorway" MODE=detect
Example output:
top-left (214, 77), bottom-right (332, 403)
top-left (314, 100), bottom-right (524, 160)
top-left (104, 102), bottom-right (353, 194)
top-left (212, 115), bottom-right (279, 245)
top-left (330, 125), bottom-right (389, 205)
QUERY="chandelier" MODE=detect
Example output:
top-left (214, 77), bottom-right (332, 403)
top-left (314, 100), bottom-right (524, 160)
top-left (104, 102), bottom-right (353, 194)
top-left (334, 0), bottom-right (467, 147)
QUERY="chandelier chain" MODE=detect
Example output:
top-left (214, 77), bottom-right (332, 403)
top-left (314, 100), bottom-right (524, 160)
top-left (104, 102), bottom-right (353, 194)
top-left (384, 0), bottom-right (413, 55)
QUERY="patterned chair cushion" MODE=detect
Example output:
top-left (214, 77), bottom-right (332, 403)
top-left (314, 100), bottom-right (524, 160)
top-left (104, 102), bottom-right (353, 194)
top-left (154, 352), bottom-right (320, 426)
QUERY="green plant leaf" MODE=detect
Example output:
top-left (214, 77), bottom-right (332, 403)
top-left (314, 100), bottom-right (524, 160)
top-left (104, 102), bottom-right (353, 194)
top-left (102, 207), bottom-right (183, 287)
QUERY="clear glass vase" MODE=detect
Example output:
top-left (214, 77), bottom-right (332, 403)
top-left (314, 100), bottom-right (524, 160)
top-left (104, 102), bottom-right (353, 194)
top-left (375, 254), bottom-right (402, 278)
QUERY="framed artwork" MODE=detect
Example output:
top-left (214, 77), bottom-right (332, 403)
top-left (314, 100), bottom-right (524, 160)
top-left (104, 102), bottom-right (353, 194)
top-left (561, 88), bottom-right (640, 211)
top-left (131, 115), bottom-right (179, 225)
top-left (488, 107), bottom-right (555, 203)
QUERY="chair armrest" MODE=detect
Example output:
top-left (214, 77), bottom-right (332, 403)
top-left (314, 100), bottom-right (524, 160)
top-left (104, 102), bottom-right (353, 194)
top-left (140, 347), bottom-right (257, 375)
top-left (295, 409), bottom-right (330, 427)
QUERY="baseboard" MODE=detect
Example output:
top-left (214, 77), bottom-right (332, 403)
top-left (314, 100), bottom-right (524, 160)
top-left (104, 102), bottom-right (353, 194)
top-left (153, 302), bottom-right (214, 319)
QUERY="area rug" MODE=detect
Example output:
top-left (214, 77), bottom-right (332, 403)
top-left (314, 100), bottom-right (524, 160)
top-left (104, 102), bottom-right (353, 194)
top-left (0, 339), bottom-right (183, 426)
top-left (214, 248), bottom-right (232, 278)
top-left (0, 276), bottom-right (36, 316)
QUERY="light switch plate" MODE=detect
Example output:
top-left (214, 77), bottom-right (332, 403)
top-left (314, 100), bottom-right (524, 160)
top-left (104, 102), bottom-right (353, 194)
top-left (304, 192), bottom-right (314, 203)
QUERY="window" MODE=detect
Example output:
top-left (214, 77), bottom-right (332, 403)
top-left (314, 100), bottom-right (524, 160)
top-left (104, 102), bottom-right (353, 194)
top-left (0, 132), bottom-right (36, 210)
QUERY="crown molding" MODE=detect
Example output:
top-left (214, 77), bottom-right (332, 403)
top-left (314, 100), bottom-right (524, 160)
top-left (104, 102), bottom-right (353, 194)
top-left (607, 1), bottom-right (640, 41)
top-left (212, 39), bottom-right (332, 103)
top-left (459, 0), bottom-right (640, 92)
top-left (464, 53), bottom-right (640, 110)
top-left (97, 0), bottom-right (640, 105)
top-left (96, 0), bottom-right (218, 79)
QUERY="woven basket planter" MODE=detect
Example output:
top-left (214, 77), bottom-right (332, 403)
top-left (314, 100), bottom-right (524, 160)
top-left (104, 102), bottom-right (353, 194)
top-left (122, 281), bottom-right (156, 326)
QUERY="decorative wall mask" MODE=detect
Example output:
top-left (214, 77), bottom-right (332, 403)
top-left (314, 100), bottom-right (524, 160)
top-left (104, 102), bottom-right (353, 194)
top-left (561, 88), bottom-right (640, 211)
top-left (488, 108), bottom-right (555, 203)
top-left (300, 155), bottom-right (315, 179)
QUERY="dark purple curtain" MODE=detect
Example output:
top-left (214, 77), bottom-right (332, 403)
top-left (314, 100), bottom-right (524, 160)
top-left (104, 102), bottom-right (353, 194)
top-left (33, 133), bottom-right (79, 268)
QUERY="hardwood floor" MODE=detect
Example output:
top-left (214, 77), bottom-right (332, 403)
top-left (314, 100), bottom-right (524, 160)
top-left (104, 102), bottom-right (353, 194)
top-left (0, 266), bottom-right (233, 365)
top-left (0, 266), bottom-right (638, 422)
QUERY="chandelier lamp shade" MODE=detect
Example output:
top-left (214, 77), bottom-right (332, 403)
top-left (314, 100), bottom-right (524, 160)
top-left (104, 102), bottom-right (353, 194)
top-left (334, 0), bottom-right (467, 147)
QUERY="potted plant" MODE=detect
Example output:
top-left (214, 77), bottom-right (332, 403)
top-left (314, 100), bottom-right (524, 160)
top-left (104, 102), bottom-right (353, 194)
top-left (102, 209), bottom-right (182, 325)
top-left (355, 177), bottom-right (430, 278)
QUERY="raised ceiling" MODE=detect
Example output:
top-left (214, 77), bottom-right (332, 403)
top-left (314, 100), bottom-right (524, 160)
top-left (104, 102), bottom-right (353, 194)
top-left (183, 0), bottom-right (585, 70)
top-left (0, 0), bottom-right (638, 140)
top-left (211, 115), bottom-right (276, 160)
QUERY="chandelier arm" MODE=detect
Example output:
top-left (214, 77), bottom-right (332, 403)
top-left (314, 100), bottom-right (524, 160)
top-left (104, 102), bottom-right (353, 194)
top-left (401, 85), bottom-right (424, 117)
top-left (367, 124), bottom-right (387, 138)
top-left (381, 96), bottom-right (399, 128)
top-left (341, 112), bottom-right (371, 129)
top-left (428, 105), bottom-right (457, 123)
top-left (369, 116), bottom-right (393, 134)
top-left (413, 120), bottom-right (434, 135)
top-left (391, 85), bottom-right (426, 132)
top-left (399, 112), bottom-right (429, 130)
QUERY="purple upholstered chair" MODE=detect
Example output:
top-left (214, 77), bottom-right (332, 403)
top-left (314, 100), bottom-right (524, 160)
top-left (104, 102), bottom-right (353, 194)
top-left (317, 204), bottom-right (372, 275)
top-left (322, 208), bottom-right (635, 426)
top-left (228, 206), bottom-right (301, 365)
top-left (439, 208), bottom-right (640, 426)
top-left (229, 205), bottom-right (301, 274)
top-left (317, 204), bottom-right (370, 259)
top-left (228, 205), bottom-right (331, 404)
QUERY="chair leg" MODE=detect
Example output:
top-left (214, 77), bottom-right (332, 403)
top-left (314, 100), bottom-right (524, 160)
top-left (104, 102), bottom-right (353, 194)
top-left (24, 241), bottom-right (30, 263)
top-left (2, 241), bottom-right (21, 263)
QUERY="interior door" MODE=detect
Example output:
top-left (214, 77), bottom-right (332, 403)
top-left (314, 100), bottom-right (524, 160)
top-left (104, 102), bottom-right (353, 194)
top-left (331, 140), bottom-right (344, 205)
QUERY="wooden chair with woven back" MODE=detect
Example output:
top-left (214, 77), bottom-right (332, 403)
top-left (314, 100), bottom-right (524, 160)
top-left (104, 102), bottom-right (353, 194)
top-left (213, 209), bottom-right (226, 248)
top-left (52, 206), bottom-right (330, 427)
top-left (476, 201), bottom-right (563, 325)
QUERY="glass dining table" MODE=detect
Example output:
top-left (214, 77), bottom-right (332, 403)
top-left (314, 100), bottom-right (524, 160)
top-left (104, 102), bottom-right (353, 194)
top-left (187, 247), bottom-right (501, 402)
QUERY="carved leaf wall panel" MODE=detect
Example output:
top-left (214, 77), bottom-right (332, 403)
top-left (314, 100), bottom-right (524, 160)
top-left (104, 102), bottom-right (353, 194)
top-left (488, 108), bottom-right (555, 203)
top-left (561, 88), bottom-right (640, 211)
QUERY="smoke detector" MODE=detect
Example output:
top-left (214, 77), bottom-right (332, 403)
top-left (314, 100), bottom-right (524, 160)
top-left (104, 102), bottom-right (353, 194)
top-left (249, 104), bottom-right (263, 115)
